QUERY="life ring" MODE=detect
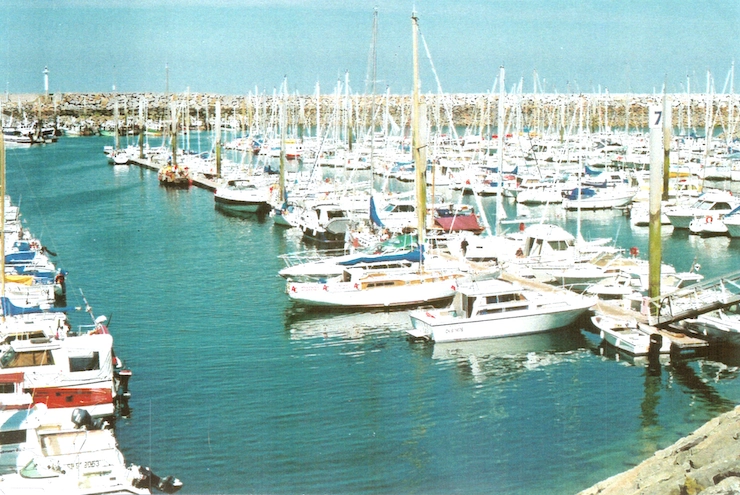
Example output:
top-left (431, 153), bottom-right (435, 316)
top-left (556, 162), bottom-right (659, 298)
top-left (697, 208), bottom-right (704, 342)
top-left (705, 216), bottom-right (713, 223)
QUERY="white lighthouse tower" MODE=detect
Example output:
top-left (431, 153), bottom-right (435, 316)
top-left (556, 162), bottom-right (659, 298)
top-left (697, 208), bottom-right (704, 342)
top-left (43, 66), bottom-right (49, 98)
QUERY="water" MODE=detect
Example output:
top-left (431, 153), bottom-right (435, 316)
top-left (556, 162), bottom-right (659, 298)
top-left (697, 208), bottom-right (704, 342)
top-left (5, 136), bottom-right (740, 494)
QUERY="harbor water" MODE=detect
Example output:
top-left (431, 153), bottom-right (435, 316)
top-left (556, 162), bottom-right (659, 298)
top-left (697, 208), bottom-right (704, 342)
top-left (5, 136), bottom-right (740, 494)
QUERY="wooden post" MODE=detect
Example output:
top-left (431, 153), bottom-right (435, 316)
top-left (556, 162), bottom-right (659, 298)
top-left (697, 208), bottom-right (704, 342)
top-left (648, 104), bottom-right (664, 304)
top-left (662, 93), bottom-right (672, 201)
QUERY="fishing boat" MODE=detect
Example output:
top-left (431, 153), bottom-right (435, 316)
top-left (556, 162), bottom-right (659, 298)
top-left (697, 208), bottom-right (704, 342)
top-left (157, 162), bottom-right (191, 188)
top-left (590, 314), bottom-right (671, 356)
top-left (407, 278), bottom-right (596, 342)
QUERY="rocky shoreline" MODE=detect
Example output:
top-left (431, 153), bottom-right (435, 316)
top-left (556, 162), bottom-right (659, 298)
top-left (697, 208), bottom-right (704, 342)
top-left (1, 91), bottom-right (735, 131)
top-left (578, 405), bottom-right (740, 495)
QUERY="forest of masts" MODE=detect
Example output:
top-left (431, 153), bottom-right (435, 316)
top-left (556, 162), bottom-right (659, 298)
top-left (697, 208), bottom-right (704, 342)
top-left (4, 90), bottom-right (740, 139)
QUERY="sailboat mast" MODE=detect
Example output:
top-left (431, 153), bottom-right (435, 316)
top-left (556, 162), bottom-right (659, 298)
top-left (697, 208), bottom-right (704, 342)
top-left (412, 12), bottom-right (427, 250)
top-left (369, 8), bottom-right (378, 179)
top-left (279, 79), bottom-right (287, 204)
top-left (215, 98), bottom-right (222, 178)
top-left (495, 66), bottom-right (505, 236)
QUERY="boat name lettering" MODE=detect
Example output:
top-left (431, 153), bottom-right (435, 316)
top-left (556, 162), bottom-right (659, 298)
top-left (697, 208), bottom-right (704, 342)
top-left (444, 327), bottom-right (464, 334)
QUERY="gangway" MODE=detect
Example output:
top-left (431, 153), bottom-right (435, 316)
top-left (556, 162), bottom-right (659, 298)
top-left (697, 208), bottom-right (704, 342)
top-left (645, 270), bottom-right (740, 328)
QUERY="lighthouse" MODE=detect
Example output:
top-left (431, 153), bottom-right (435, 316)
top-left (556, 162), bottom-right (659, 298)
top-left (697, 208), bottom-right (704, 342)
top-left (43, 66), bottom-right (49, 98)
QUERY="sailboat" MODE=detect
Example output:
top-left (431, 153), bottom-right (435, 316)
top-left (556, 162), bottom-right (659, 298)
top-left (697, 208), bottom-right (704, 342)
top-left (285, 12), bottom-right (489, 309)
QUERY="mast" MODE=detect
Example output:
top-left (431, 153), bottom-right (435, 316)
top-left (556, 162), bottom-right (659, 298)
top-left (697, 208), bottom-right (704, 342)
top-left (279, 78), bottom-right (287, 204)
top-left (368, 8), bottom-right (378, 180)
top-left (495, 66), bottom-right (505, 236)
top-left (215, 98), bottom-right (221, 178)
top-left (412, 12), bottom-right (427, 252)
top-left (113, 97), bottom-right (120, 151)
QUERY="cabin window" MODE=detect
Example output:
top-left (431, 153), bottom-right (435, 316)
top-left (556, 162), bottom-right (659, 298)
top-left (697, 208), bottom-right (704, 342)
top-left (69, 352), bottom-right (100, 372)
top-left (0, 349), bottom-right (54, 368)
top-left (713, 203), bottom-right (731, 210)
top-left (0, 429), bottom-right (26, 446)
top-left (548, 240), bottom-right (571, 251)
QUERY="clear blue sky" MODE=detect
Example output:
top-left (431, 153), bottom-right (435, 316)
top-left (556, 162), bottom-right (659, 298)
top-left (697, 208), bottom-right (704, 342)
top-left (2, 0), bottom-right (739, 96)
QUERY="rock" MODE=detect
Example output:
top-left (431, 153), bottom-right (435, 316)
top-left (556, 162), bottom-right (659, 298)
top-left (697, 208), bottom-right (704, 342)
top-left (578, 406), bottom-right (740, 495)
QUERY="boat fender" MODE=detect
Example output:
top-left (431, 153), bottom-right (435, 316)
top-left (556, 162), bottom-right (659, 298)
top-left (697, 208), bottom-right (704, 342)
top-left (705, 215), bottom-right (713, 223)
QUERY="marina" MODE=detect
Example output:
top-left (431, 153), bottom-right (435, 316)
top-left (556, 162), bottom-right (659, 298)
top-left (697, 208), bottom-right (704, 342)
top-left (1, 126), bottom-right (740, 493)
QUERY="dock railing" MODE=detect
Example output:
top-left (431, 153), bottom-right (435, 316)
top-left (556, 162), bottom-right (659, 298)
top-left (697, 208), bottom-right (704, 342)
top-left (646, 270), bottom-right (740, 327)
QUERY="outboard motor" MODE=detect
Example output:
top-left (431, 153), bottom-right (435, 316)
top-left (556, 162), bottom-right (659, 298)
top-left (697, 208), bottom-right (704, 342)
top-left (134, 466), bottom-right (184, 494)
top-left (71, 408), bottom-right (108, 430)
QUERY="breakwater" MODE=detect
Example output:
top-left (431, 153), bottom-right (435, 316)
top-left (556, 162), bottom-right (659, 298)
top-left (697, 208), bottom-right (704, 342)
top-left (3, 91), bottom-right (738, 133)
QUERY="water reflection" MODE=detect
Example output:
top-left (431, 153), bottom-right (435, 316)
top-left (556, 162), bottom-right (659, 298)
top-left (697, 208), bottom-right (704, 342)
top-left (428, 328), bottom-right (591, 383)
top-left (284, 307), bottom-right (412, 343)
top-left (214, 203), bottom-right (269, 223)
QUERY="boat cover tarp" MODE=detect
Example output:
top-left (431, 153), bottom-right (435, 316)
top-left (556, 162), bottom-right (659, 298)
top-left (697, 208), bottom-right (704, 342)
top-left (434, 214), bottom-right (484, 232)
top-left (4, 275), bottom-right (33, 286)
top-left (5, 251), bottom-right (37, 264)
top-left (0, 297), bottom-right (76, 316)
top-left (338, 247), bottom-right (424, 266)
top-left (564, 188), bottom-right (597, 200)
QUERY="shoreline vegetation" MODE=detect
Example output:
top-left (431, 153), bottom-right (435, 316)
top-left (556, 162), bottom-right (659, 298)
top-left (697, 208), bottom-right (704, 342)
top-left (2, 92), bottom-right (738, 133)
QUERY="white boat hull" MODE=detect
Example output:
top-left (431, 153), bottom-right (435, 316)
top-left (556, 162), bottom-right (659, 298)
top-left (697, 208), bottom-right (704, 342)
top-left (409, 298), bottom-right (594, 342)
top-left (287, 275), bottom-right (461, 308)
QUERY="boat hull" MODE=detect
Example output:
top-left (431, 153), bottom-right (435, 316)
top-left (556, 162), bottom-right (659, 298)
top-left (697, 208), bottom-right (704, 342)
top-left (409, 302), bottom-right (592, 343)
top-left (214, 195), bottom-right (270, 213)
top-left (287, 277), bottom-right (460, 308)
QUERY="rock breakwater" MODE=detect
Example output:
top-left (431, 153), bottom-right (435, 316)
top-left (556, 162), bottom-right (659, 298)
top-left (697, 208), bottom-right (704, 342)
top-left (2, 92), bottom-right (736, 133)
top-left (578, 405), bottom-right (740, 495)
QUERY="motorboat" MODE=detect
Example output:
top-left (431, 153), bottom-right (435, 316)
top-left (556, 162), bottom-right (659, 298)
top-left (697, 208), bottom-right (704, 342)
top-left (672, 307), bottom-right (740, 346)
top-left (664, 190), bottom-right (739, 229)
top-left (407, 277), bottom-right (596, 342)
top-left (719, 205), bottom-right (740, 238)
top-left (0, 313), bottom-right (121, 421)
top-left (590, 315), bottom-right (671, 356)
top-left (688, 214), bottom-right (729, 236)
top-left (214, 178), bottom-right (276, 214)
top-left (0, 396), bottom-right (182, 495)
top-left (294, 203), bottom-right (354, 247)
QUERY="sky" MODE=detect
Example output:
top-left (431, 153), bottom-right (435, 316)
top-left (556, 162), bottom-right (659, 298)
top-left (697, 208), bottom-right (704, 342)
top-left (1, 0), bottom-right (739, 96)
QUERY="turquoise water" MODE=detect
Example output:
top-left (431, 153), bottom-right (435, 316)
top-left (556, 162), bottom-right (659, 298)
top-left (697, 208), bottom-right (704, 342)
top-left (5, 136), bottom-right (740, 495)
